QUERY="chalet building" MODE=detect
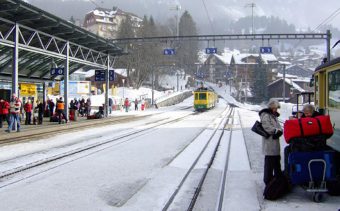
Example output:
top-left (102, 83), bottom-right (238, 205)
top-left (278, 64), bottom-right (314, 78)
top-left (267, 77), bottom-right (312, 103)
top-left (199, 53), bottom-right (232, 83)
top-left (83, 7), bottom-right (142, 39)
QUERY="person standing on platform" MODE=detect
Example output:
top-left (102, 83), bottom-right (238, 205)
top-left (134, 98), bottom-right (138, 111)
top-left (124, 98), bottom-right (130, 112)
top-left (6, 94), bottom-right (21, 132)
top-left (24, 99), bottom-right (32, 125)
top-left (0, 98), bottom-right (10, 128)
top-left (259, 99), bottom-right (283, 185)
top-left (56, 97), bottom-right (68, 124)
top-left (36, 100), bottom-right (44, 124)
top-left (49, 99), bottom-right (55, 117)
top-left (108, 98), bottom-right (113, 114)
top-left (86, 98), bottom-right (91, 116)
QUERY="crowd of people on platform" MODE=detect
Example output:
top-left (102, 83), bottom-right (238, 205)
top-left (69, 97), bottom-right (92, 117)
top-left (0, 94), bottom-right (69, 132)
top-left (1, 94), bottom-right (149, 132)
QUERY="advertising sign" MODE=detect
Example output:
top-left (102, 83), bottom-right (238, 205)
top-left (20, 83), bottom-right (37, 96)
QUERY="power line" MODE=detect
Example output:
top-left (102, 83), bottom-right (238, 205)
top-left (294, 7), bottom-right (340, 48)
top-left (313, 7), bottom-right (340, 31)
top-left (89, 0), bottom-right (104, 8)
top-left (201, 0), bottom-right (215, 35)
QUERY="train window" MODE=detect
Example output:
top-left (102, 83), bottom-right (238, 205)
top-left (195, 93), bottom-right (199, 100)
top-left (328, 70), bottom-right (340, 109)
top-left (199, 93), bottom-right (207, 100)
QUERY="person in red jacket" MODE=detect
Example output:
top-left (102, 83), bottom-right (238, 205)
top-left (6, 94), bottom-right (21, 132)
top-left (124, 98), bottom-right (130, 112)
top-left (24, 99), bottom-right (33, 125)
top-left (0, 98), bottom-right (10, 128)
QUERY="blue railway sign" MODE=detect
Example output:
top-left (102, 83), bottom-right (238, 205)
top-left (205, 48), bottom-right (217, 54)
top-left (95, 70), bottom-right (115, 81)
top-left (95, 70), bottom-right (105, 81)
top-left (109, 70), bottom-right (115, 81)
top-left (163, 49), bottom-right (175, 55)
top-left (260, 47), bottom-right (272, 54)
top-left (50, 67), bottom-right (64, 76)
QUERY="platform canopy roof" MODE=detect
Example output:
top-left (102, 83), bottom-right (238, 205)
top-left (0, 0), bottom-right (124, 81)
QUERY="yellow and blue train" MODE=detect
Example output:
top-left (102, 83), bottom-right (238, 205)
top-left (314, 57), bottom-right (340, 151)
top-left (193, 88), bottom-right (218, 111)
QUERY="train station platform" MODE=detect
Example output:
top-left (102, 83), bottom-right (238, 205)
top-left (0, 113), bottom-right (144, 145)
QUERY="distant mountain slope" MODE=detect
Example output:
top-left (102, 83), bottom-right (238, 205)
top-left (27, 0), bottom-right (340, 34)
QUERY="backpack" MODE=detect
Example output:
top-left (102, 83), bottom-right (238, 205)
top-left (263, 174), bottom-right (290, 200)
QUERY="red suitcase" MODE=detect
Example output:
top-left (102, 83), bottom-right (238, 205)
top-left (284, 116), bottom-right (333, 143)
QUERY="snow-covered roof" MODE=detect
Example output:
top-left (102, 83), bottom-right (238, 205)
top-left (278, 64), bottom-right (314, 78)
top-left (215, 53), bottom-right (232, 64)
top-left (232, 53), bottom-right (259, 64)
top-left (75, 69), bottom-right (128, 78)
top-left (268, 78), bottom-right (305, 92)
top-left (260, 54), bottom-right (278, 64)
top-left (277, 73), bottom-right (298, 79)
top-left (279, 52), bottom-right (291, 57)
top-left (93, 9), bottom-right (119, 18)
top-left (197, 50), bottom-right (208, 64)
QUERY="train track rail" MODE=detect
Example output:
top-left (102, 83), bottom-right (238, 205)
top-left (162, 105), bottom-right (235, 211)
top-left (0, 110), bottom-right (195, 186)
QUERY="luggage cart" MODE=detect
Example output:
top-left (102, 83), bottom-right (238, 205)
top-left (288, 151), bottom-right (336, 202)
top-left (306, 159), bottom-right (327, 202)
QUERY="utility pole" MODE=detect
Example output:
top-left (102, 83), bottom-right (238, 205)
top-left (282, 64), bottom-right (286, 103)
top-left (170, 4), bottom-right (181, 36)
top-left (245, 3), bottom-right (256, 34)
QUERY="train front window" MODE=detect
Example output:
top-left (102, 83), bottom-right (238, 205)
top-left (199, 93), bottom-right (207, 100)
top-left (195, 93), bottom-right (199, 100)
top-left (328, 69), bottom-right (340, 109)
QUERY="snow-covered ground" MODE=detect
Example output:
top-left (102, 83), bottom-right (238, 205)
top-left (0, 82), bottom-right (339, 210)
top-left (0, 98), bottom-right (229, 210)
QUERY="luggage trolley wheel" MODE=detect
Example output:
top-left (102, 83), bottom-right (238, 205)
top-left (312, 192), bottom-right (323, 203)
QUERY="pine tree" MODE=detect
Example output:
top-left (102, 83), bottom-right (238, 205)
top-left (176, 11), bottom-right (199, 77)
top-left (251, 64), bottom-right (268, 103)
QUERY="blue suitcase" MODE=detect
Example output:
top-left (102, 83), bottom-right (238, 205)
top-left (288, 151), bottom-right (336, 185)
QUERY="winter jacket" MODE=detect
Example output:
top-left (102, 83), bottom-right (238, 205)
top-left (124, 99), bottom-right (130, 107)
top-left (10, 100), bottom-right (21, 114)
top-left (56, 100), bottom-right (65, 110)
top-left (0, 101), bottom-right (10, 115)
top-left (259, 108), bottom-right (282, 156)
top-left (24, 103), bottom-right (33, 113)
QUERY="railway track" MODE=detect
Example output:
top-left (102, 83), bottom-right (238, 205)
top-left (0, 109), bottom-right (197, 187)
top-left (162, 105), bottom-right (235, 211)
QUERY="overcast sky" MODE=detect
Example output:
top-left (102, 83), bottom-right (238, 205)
top-left (28, 0), bottom-right (340, 32)
top-left (86, 0), bottom-right (340, 29)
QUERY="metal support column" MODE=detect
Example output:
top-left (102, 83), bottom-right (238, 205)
top-left (43, 82), bottom-right (47, 105)
top-left (105, 54), bottom-right (110, 117)
top-left (12, 22), bottom-right (19, 97)
top-left (282, 64), bottom-right (286, 103)
top-left (64, 41), bottom-right (70, 119)
top-left (326, 30), bottom-right (331, 62)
